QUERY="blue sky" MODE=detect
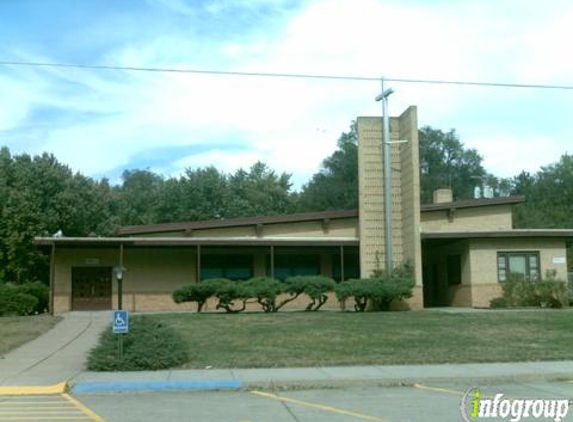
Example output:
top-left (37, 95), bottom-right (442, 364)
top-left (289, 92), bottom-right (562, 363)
top-left (1, 0), bottom-right (572, 189)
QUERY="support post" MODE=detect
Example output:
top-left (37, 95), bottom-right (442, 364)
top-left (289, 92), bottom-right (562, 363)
top-left (118, 244), bottom-right (124, 310)
top-left (270, 245), bottom-right (275, 279)
top-left (49, 243), bottom-right (56, 315)
top-left (340, 245), bottom-right (345, 283)
top-left (197, 245), bottom-right (202, 283)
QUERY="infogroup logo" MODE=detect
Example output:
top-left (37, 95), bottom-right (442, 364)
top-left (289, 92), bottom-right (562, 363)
top-left (460, 387), bottom-right (570, 422)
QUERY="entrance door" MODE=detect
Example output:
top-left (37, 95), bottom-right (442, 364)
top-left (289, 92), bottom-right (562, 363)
top-left (72, 267), bottom-right (112, 310)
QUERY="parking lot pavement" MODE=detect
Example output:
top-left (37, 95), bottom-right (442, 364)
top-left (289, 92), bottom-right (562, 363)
top-left (0, 393), bottom-right (109, 422)
top-left (71, 380), bottom-right (573, 422)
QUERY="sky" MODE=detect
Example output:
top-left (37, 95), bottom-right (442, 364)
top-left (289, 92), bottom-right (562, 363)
top-left (0, 0), bottom-right (572, 189)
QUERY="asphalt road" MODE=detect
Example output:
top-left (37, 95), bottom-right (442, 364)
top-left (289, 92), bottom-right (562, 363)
top-left (70, 381), bottom-right (573, 422)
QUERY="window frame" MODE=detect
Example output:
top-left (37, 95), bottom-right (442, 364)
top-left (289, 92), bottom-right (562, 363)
top-left (200, 254), bottom-right (254, 281)
top-left (497, 251), bottom-right (540, 283)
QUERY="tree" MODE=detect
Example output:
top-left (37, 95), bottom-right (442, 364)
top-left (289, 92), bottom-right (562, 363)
top-left (227, 162), bottom-right (294, 217)
top-left (298, 123), bottom-right (359, 211)
top-left (512, 154), bottom-right (573, 229)
top-left (418, 126), bottom-right (486, 203)
top-left (114, 170), bottom-right (164, 226)
top-left (0, 149), bottom-right (116, 283)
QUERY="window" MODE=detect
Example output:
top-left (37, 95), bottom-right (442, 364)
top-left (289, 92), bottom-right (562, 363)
top-left (333, 252), bottom-right (360, 282)
top-left (267, 254), bottom-right (320, 281)
top-left (200, 254), bottom-right (253, 281)
top-left (497, 252), bottom-right (540, 283)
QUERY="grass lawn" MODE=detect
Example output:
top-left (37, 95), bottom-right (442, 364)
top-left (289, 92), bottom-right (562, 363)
top-left (150, 310), bottom-right (573, 368)
top-left (0, 315), bottom-right (62, 355)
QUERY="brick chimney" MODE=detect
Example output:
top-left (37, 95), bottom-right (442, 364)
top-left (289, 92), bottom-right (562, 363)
top-left (433, 188), bottom-right (453, 204)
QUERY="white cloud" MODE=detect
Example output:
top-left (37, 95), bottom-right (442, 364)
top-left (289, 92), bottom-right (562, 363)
top-left (465, 134), bottom-right (566, 178)
top-left (2, 0), bottom-right (573, 189)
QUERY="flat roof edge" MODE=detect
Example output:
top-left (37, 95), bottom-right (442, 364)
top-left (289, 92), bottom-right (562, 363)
top-left (34, 236), bottom-right (360, 247)
top-left (422, 230), bottom-right (573, 240)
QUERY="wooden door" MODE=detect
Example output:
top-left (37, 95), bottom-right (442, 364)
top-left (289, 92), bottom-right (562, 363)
top-left (72, 267), bottom-right (112, 310)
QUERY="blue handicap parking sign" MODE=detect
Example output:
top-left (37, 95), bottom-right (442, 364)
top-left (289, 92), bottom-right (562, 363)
top-left (113, 310), bottom-right (129, 334)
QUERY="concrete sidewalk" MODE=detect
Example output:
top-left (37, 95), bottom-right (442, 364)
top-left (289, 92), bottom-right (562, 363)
top-left (70, 360), bottom-right (573, 393)
top-left (0, 312), bottom-right (109, 386)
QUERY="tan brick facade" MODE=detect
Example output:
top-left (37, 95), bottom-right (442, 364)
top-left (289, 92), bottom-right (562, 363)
top-left (357, 107), bottom-right (423, 309)
top-left (43, 107), bottom-right (571, 313)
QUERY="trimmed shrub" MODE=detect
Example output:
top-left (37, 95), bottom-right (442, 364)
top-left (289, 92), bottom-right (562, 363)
top-left (87, 316), bottom-right (189, 371)
top-left (242, 277), bottom-right (282, 312)
top-left (489, 297), bottom-right (507, 309)
top-left (499, 271), bottom-right (568, 309)
top-left (0, 284), bottom-right (38, 316)
top-left (203, 278), bottom-right (251, 313)
top-left (173, 282), bottom-right (217, 312)
top-left (280, 276), bottom-right (336, 311)
top-left (335, 279), bottom-right (372, 312)
top-left (298, 276), bottom-right (336, 311)
top-left (171, 275), bottom-right (337, 313)
top-left (19, 282), bottom-right (49, 314)
top-left (335, 275), bottom-right (415, 312)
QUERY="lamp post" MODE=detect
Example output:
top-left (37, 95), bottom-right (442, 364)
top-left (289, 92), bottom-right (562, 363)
top-left (113, 264), bottom-right (126, 360)
top-left (375, 78), bottom-right (395, 272)
top-left (114, 264), bottom-right (126, 310)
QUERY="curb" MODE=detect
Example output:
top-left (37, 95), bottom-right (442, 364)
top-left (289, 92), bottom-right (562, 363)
top-left (0, 381), bottom-right (68, 395)
top-left (242, 373), bottom-right (573, 391)
top-left (71, 379), bottom-right (243, 394)
top-left (69, 372), bottom-right (573, 394)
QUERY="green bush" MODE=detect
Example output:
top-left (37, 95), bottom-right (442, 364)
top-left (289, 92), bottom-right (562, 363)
top-left (172, 282), bottom-right (217, 312)
top-left (280, 276), bottom-right (336, 311)
top-left (501, 272), bottom-right (568, 309)
top-left (298, 276), bottom-right (336, 311)
top-left (489, 297), bottom-right (507, 309)
top-left (335, 279), bottom-right (372, 311)
top-left (335, 275), bottom-right (415, 312)
top-left (19, 282), bottom-right (49, 314)
top-left (242, 277), bottom-right (282, 312)
top-left (172, 275), bottom-right (337, 313)
top-left (203, 278), bottom-right (251, 313)
top-left (87, 316), bottom-right (189, 371)
top-left (0, 284), bottom-right (39, 316)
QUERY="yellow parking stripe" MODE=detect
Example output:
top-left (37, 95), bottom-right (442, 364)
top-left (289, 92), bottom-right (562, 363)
top-left (61, 394), bottom-right (109, 422)
top-left (0, 390), bottom-right (107, 422)
top-left (251, 390), bottom-right (403, 422)
top-left (412, 383), bottom-right (462, 396)
top-left (0, 418), bottom-right (90, 421)
top-left (0, 383), bottom-right (66, 396)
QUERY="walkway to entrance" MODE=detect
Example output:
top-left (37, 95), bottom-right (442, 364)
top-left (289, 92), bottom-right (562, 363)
top-left (0, 312), bottom-right (109, 386)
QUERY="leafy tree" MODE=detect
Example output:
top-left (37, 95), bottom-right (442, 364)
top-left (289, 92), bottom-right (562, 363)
top-left (0, 149), bottom-right (115, 283)
top-left (512, 154), bottom-right (573, 229)
top-left (227, 162), bottom-right (294, 217)
top-left (114, 169), bottom-right (164, 226)
top-left (158, 166), bottom-right (230, 222)
top-left (418, 126), bottom-right (486, 203)
top-left (297, 123), bottom-right (359, 211)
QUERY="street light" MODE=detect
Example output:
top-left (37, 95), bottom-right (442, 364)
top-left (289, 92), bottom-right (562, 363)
top-left (375, 79), bottom-right (394, 272)
top-left (114, 264), bottom-right (126, 310)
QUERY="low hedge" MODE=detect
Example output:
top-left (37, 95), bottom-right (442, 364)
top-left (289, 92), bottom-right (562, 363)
top-left (335, 275), bottom-right (415, 312)
top-left (87, 316), bottom-right (189, 371)
top-left (490, 271), bottom-right (568, 309)
top-left (0, 282), bottom-right (49, 316)
top-left (172, 275), bottom-right (337, 313)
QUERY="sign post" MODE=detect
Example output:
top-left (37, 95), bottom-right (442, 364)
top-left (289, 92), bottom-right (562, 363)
top-left (113, 264), bottom-right (126, 360)
top-left (113, 310), bottom-right (129, 360)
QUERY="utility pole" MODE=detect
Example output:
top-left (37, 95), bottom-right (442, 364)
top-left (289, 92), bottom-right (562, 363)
top-left (375, 78), bottom-right (394, 273)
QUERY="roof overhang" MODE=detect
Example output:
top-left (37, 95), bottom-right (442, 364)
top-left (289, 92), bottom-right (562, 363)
top-left (34, 236), bottom-right (360, 248)
top-left (419, 195), bottom-right (525, 212)
top-left (422, 229), bottom-right (573, 240)
top-left (116, 210), bottom-right (359, 236)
